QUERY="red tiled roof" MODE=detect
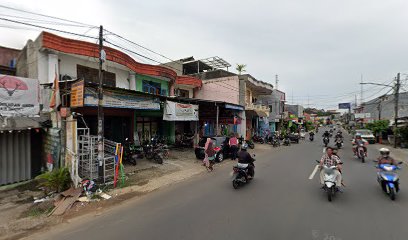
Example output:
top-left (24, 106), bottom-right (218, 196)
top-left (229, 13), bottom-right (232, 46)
top-left (40, 32), bottom-right (201, 88)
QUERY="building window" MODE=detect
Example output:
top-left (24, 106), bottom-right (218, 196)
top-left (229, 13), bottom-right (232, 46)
top-left (142, 80), bottom-right (166, 96)
top-left (178, 89), bottom-right (189, 98)
top-left (77, 64), bottom-right (116, 87)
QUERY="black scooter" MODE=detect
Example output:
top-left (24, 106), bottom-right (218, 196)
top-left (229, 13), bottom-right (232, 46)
top-left (232, 155), bottom-right (255, 189)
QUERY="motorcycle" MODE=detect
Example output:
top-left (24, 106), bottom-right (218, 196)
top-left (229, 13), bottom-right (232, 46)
top-left (272, 137), bottom-right (280, 147)
top-left (356, 141), bottom-right (366, 163)
top-left (123, 138), bottom-right (143, 165)
top-left (309, 133), bottom-right (314, 141)
top-left (317, 160), bottom-right (341, 202)
top-left (252, 135), bottom-right (264, 144)
top-left (143, 138), bottom-right (164, 164)
top-left (246, 139), bottom-right (255, 149)
top-left (283, 137), bottom-right (291, 146)
top-left (232, 155), bottom-right (255, 189)
top-left (376, 162), bottom-right (402, 200)
top-left (335, 138), bottom-right (343, 149)
top-left (323, 136), bottom-right (329, 147)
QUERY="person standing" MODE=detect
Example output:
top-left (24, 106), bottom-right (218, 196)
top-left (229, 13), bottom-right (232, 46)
top-left (229, 133), bottom-right (239, 160)
top-left (204, 138), bottom-right (215, 171)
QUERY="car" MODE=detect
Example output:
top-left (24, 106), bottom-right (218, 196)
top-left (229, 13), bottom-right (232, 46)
top-left (194, 136), bottom-right (232, 162)
top-left (354, 129), bottom-right (376, 144)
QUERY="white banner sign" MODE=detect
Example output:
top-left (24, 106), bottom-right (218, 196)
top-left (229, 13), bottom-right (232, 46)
top-left (355, 113), bottom-right (371, 119)
top-left (163, 101), bottom-right (198, 121)
top-left (84, 88), bottom-right (160, 110)
top-left (0, 74), bottom-right (40, 116)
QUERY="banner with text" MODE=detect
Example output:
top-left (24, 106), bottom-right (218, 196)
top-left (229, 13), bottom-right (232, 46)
top-left (163, 101), bottom-right (199, 121)
top-left (0, 74), bottom-right (40, 116)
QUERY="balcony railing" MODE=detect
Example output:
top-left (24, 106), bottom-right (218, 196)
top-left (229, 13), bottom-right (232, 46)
top-left (245, 103), bottom-right (270, 112)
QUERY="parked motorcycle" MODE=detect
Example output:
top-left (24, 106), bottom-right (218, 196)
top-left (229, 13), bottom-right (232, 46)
top-left (356, 141), bottom-right (366, 163)
top-left (123, 138), bottom-right (143, 165)
top-left (272, 137), bottom-right (280, 147)
top-left (246, 140), bottom-right (255, 149)
top-left (323, 137), bottom-right (329, 147)
top-left (232, 155), bottom-right (255, 189)
top-left (143, 137), bottom-right (164, 164)
top-left (283, 136), bottom-right (291, 146)
top-left (309, 132), bottom-right (315, 141)
top-left (376, 162), bottom-right (402, 200)
top-left (317, 160), bottom-right (341, 202)
top-left (252, 135), bottom-right (264, 144)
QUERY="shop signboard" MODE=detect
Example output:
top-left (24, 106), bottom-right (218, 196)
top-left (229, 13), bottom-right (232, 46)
top-left (84, 88), bottom-right (160, 110)
top-left (163, 101), bottom-right (198, 121)
top-left (71, 80), bottom-right (84, 107)
top-left (0, 74), bottom-right (40, 116)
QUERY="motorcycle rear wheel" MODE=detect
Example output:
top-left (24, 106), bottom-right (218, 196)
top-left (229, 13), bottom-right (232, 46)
top-left (232, 180), bottom-right (239, 189)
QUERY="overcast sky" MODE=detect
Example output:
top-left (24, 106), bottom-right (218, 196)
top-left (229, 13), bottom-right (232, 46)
top-left (1, 0), bottom-right (408, 110)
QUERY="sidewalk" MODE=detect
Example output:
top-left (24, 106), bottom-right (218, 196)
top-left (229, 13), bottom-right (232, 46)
top-left (370, 143), bottom-right (408, 163)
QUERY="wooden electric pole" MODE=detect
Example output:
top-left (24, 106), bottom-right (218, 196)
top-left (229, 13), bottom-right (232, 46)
top-left (97, 25), bottom-right (105, 181)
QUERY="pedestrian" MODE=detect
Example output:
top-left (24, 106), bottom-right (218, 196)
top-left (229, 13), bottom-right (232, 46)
top-left (229, 133), bottom-right (239, 160)
top-left (204, 138), bottom-right (215, 171)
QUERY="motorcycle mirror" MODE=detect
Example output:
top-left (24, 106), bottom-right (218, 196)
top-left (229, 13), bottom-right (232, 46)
top-left (315, 160), bottom-right (320, 164)
top-left (399, 161), bottom-right (403, 165)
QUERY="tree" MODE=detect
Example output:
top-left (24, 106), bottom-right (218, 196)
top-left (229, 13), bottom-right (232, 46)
top-left (365, 120), bottom-right (390, 136)
top-left (236, 64), bottom-right (247, 75)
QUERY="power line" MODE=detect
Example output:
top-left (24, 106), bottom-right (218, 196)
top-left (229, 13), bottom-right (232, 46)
top-left (0, 17), bottom-right (98, 39)
top-left (0, 4), bottom-right (94, 27)
top-left (0, 13), bottom-right (91, 27)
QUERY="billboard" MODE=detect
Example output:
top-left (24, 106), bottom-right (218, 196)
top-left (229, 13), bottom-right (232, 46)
top-left (0, 74), bottom-right (40, 116)
top-left (70, 80), bottom-right (84, 108)
top-left (338, 103), bottom-right (351, 109)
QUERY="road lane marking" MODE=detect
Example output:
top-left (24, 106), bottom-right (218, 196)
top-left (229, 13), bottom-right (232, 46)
top-left (309, 165), bottom-right (320, 180)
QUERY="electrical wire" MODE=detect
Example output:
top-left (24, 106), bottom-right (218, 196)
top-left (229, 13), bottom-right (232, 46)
top-left (0, 17), bottom-right (98, 39)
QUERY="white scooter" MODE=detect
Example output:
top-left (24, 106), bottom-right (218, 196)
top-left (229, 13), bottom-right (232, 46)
top-left (316, 160), bottom-right (341, 202)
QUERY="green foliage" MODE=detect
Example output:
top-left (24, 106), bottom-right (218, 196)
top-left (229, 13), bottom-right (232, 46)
top-left (305, 121), bottom-right (314, 131)
top-left (35, 168), bottom-right (71, 193)
top-left (365, 120), bottom-right (390, 135)
top-left (396, 126), bottom-right (408, 141)
top-left (236, 64), bottom-right (247, 75)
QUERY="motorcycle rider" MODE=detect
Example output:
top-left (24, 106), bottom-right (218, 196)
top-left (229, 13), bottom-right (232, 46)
top-left (377, 148), bottom-right (397, 166)
top-left (319, 146), bottom-right (343, 188)
top-left (323, 130), bottom-right (330, 138)
top-left (352, 133), bottom-right (368, 156)
top-left (238, 143), bottom-right (255, 178)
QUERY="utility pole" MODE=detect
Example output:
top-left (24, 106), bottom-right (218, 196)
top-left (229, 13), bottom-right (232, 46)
top-left (354, 94), bottom-right (357, 113)
top-left (97, 25), bottom-right (105, 181)
top-left (360, 74), bottom-right (364, 106)
top-left (275, 75), bottom-right (279, 90)
top-left (393, 73), bottom-right (400, 148)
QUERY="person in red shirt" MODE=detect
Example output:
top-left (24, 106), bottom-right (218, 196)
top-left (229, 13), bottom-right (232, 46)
top-left (229, 133), bottom-right (239, 160)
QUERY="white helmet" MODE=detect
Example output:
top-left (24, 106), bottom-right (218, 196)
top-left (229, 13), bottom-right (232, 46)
top-left (379, 148), bottom-right (390, 156)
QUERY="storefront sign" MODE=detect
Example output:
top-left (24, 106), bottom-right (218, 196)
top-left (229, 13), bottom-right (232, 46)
top-left (0, 74), bottom-right (40, 116)
top-left (84, 88), bottom-right (160, 110)
top-left (354, 113), bottom-right (371, 119)
top-left (71, 80), bottom-right (84, 107)
top-left (163, 101), bottom-right (198, 121)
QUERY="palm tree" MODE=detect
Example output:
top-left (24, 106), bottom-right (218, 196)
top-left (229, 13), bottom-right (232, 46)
top-left (236, 64), bottom-right (247, 75)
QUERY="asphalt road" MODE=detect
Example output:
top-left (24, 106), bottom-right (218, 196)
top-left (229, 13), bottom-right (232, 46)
top-left (30, 128), bottom-right (408, 240)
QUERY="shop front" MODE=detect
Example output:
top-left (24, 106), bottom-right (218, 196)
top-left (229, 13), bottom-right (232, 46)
top-left (71, 82), bottom-right (161, 145)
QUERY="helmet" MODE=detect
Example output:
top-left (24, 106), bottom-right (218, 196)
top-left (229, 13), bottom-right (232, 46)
top-left (379, 148), bottom-right (390, 156)
top-left (355, 133), bottom-right (362, 139)
top-left (241, 143), bottom-right (248, 150)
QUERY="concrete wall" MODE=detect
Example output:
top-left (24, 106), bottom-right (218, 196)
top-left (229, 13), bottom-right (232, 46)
top-left (58, 54), bottom-right (130, 89)
top-left (363, 92), bottom-right (408, 121)
top-left (0, 46), bottom-right (20, 67)
top-left (195, 76), bottom-right (240, 105)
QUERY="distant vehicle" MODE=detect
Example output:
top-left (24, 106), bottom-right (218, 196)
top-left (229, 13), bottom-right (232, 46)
top-left (288, 133), bottom-right (300, 143)
top-left (195, 136), bottom-right (232, 162)
top-left (354, 129), bottom-right (376, 144)
top-left (300, 129), bottom-right (306, 139)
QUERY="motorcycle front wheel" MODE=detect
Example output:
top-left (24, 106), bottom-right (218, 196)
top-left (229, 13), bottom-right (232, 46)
top-left (232, 180), bottom-right (239, 189)
top-left (389, 188), bottom-right (396, 201)
top-left (155, 153), bottom-right (164, 164)
top-left (327, 190), bottom-right (332, 202)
